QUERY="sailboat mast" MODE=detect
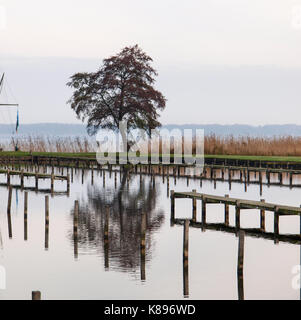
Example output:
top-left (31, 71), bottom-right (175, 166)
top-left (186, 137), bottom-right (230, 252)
top-left (0, 73), bottom-right (18, 106)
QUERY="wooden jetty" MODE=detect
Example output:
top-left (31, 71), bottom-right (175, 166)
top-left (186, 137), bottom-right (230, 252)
top-left (0, 168), bottom-right (70, 194)
top-left (171, 190), bottom-right (301, 244)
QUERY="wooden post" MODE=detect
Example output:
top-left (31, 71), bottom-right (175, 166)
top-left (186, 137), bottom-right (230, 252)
top-left (67, 174), bottom-right (70, 194)
top-left (91, 168), bottom-right (94, 185)
top-left (81, 168), bottom-right (84, 184)
top-left (235, 200), bottom-right (241, 230)
top-left (45, 195), bottom-right (49, 250)
top-left (290, 172), bottom-right (293, 188)
top-left (104, 206), bottom-right (109, 269)
top-left (32, 291), bottom-right (41, 300)
top-left (51, 174), bottom-right (54, 194)
top-left (74, 200), bottom-right (79, 259)
top-left (260, 199), bottom-right (265, 231)
top-left (71, 167), bottom-right (74, 183)
top-left (35, 173), bottom-right (38, 190)
top-left (140, 212), bottom-right (146, 281)
top-left (237, 231), bottom-right (245, 300)
top-left (202, 196), bottom-right (206, 229)
top-left (103, 170), bottom-right (106, 188)
top-left (7, 186), bottom-right (12, 238)
top-left (224, 194), bottom-right (229, 225)
top-left (114, 171), bottom-right (117, 189)
top-left (21, 169), bottom-right (24, 189)
top-left (192, 189), bottom-right (197, 221)
top-left (24, 192), bottom-right (28, 241)
top-left (7, 169), bottom-right (10, 186)
top-left (267, 170), bottom-right (270, 185)
top-left (274, 206), bottom-right (279, 242)
top-left (171, 190), bottom-right (175, 221)
top-left (183, 219), bottom-right (189, 298)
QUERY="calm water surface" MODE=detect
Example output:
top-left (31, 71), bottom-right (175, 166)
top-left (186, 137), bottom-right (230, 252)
top-left (0, 168), bottom-right (300, 300)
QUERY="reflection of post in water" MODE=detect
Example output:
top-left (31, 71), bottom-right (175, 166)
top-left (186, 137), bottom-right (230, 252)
top-left (237, 230), bottom-right (245, 300)
top-left (183, 220), bottom-right (189, 298)
top-left (140, 212), bottom-right (146, 281)
top-left (74, 200), bottom-right (79, 259)
top-left (24, 192), bottom-right (28, 241)
top-left (7, 186), bottom-right (12, 239)
top-left (104, 206), bottom-right (109, 270)
top-left (45, 195), bottom-right (49, 250)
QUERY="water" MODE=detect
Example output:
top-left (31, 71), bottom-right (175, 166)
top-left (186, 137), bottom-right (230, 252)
top-left (0, 168), bottom-right (300, 300)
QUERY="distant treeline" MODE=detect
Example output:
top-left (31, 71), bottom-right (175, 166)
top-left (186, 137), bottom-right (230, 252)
top-left (0, 123), bottom-right (301, 137)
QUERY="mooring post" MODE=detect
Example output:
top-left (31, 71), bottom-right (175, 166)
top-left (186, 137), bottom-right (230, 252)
top-left (140, 212), bottom-right (146, 281)
top-left (74, 200), bottom-right (79, 259)
top-left (237, 230), bottom-right (245, 300)
top-left (183, 219), bottom-right (189, 298)
top-left (192, 189), bottom-right (197, 221)
top-left (235, 200), bottom-right (241, 230)
top-left (45, 195), bottom-right (49, 250)
top-left (32, 291), bottom-right (41, 300)
top-left (7, 186), bottom-right (12, 238)
top-left (290, 172), bottom-right (293, 188)
top-left (67, 174), bottom-right (70, 194)
top-left (103, 170), bottom-right (106, 188)
top-left (81, 168), bottom-right (84, 184)
top-left (7, 169), bottom-right (10, 186)
top-left (35, 173), bottom-right (38, 190)
top-left (225, 194), bottom-right (229, 225)
top-left (51, 174), bottom-right (54, 194)
top-left (170, 190), bottom-right (175, 221)
top-left (91, 168), bottom-right (94, 185)
top-left (24, 192), bottom-right (28, 241)
top-left (260, 199), bottom-right (265, 231)
top-left (274, 206), bottom-right (279, 242)
top-left (21, 169), bottom-right (24, 189)
top-left (202, 196), bottom-right (206, 229)
top-left (104, 206), bottom-right (109, 270)
top-left (114, 171), bottom-right (117, 189)
top-left (267, 170), bottom-right (270, 185)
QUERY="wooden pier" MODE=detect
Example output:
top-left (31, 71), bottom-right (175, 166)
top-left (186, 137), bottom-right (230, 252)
top-left (0, 168), bottom-right (70, 194)
top-left (171, 190), bottom-right (301, 243)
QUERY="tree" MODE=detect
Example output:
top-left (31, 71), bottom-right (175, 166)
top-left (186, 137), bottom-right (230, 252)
top-left (67, 45), bottom-right (166, 152)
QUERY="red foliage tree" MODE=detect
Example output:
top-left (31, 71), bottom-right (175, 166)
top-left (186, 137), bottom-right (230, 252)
top-left (67, 45), bottom-right (166, 151)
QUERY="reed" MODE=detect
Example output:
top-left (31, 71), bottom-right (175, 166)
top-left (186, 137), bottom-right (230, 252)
top-left (1, 134), bottom-right (301, 157)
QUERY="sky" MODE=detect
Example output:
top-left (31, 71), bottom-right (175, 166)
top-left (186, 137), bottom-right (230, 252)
top-left (0, 0), bottom-right (301, 125)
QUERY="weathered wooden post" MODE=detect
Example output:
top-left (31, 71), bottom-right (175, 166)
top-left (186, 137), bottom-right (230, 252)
top-left (81, 168), bottom-right (84, 184)
top-left (50, 174), bottom-right (54, 195)
top-left (140, 212), bottom-right (146, 281)
top-left (183, 219), bottom-right (189, 298)
top-left (237, 231), bottom-right (245, 300)
top-left (21, 169), bottom-right (24, 189)
top-left (74, 200), bottom-right (79, 259)
top-left (114, 171), bottom-right (117, 189)
top-left (235, 200), bottom-right (241, 230)
top-left (260, 199), bottom-right (265, 231)
top-left (24, 192), bottom-right (28, 241)
top-left (279, 172), bottom-right (283, 185)
top-left (224, 194), bottom-right (229, 225)
top-left (274, 206), bottom-right (279, 243)
top-left (192, 189), bottom-right (197, 221)
top-left (170, 190), bottom-right (175, 222)
top-left (35, 173), bottom-right (38, 190)
top-left (103, 170), bottom-right (106, 188)
top-left (32, 291), bottom-right (41, 300)
top-left (267, 170), bottom-right (270, 185)
top-left (290, 172), bottom-right (293, 188)
top-left (104, 206), bottom-right (109, 269)
top-left (7, 169), bottom-right (10, 186)
top-left (202, 196), bottom-right (206, 229)
top-left (45, 195), bottom-right (49, 250)
top-left (71, 167), bottom-right (74, 183)
top-left (7, 186), bottom-right (12, 238)
top-left (67, 174), bottom-right (70, 194)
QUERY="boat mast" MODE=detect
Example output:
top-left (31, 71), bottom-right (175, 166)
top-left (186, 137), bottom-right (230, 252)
top-left (0, 73), bottom-right (19, 106)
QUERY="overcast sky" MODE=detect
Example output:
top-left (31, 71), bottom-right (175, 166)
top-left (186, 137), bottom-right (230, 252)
top-left (0, 0), bottom-right (301, 125)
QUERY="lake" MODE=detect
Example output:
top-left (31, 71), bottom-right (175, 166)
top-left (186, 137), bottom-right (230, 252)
top-left (0, 167), bottom-right (300, 300)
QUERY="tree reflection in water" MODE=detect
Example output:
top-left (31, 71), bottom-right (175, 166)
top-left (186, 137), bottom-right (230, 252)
top-left (69, 171), bottom-right (165, 277)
